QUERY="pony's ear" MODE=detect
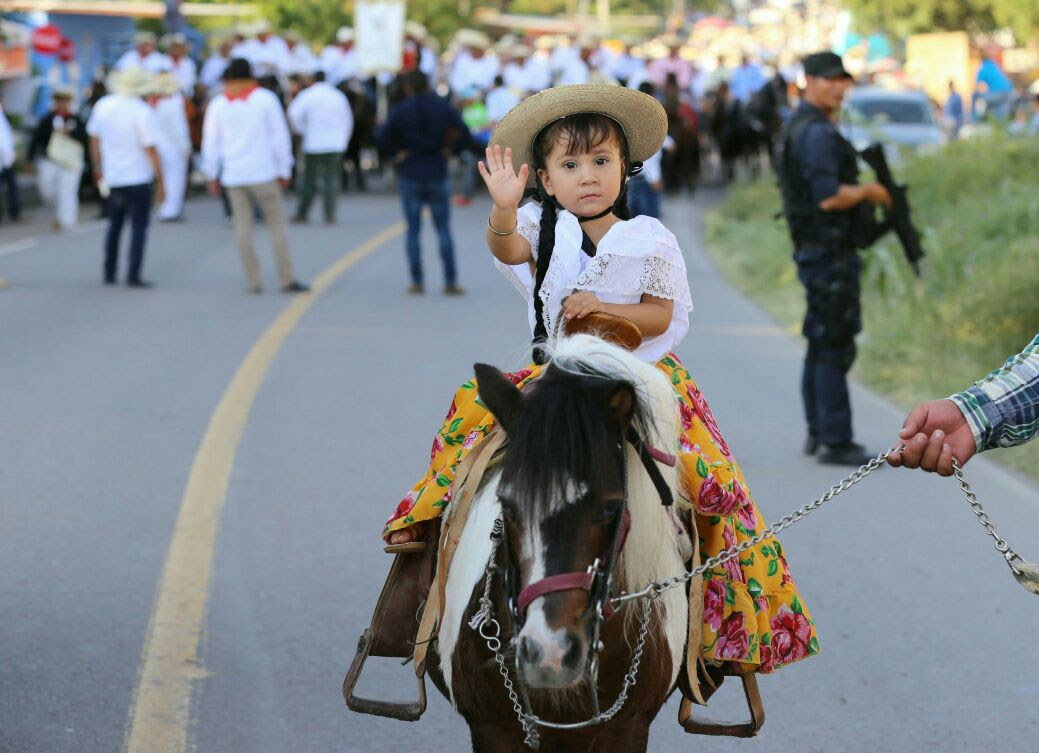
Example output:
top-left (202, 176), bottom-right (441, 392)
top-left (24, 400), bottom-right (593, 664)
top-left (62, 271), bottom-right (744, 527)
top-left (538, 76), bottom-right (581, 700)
top-left (607, 383), bottom-right (636, 429)
top-left (474, 363), bottom-right (522, 432)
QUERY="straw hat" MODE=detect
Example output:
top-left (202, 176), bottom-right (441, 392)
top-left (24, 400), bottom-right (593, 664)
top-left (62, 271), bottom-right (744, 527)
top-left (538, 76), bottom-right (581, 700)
top-left (162, 32), bottom-right (188, 49)
top-left (148, 72), bottom-right (182, 97)
top-left (109, 67), bottom-right (155, 97)
top-left (253, 20), bottom-right (273, 35)
top-left (335, 26), bottom-right (354, 44)
top-left (52, 84), bottom-right (75, 100)
top-left (454, 28), bottom-right (490, 51)
top-left (404, 21), bottom-right (427, 41)
top-left (490, 83), bottom-right (667, 188)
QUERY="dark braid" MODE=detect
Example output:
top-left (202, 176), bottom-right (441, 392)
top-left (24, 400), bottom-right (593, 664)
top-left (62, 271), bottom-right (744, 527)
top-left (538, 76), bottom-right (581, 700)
top-left (531, 197), bottom-right (558, 364)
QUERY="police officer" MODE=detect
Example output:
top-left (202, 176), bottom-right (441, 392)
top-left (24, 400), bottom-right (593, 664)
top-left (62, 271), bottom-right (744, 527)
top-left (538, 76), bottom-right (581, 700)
top-left (775, 51), bottom-right (892, 465)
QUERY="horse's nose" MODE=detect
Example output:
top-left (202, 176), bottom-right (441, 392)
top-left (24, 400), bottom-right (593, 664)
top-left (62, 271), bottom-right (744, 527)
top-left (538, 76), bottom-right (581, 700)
top-left (517, 628), bottom-right (585, 688)
top-left (518, 636), bottom-right (543, 666)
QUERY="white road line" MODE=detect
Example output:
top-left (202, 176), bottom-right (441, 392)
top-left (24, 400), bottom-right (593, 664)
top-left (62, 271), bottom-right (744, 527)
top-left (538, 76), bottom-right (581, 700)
top-left (0, 238), bottom-right (39, 257)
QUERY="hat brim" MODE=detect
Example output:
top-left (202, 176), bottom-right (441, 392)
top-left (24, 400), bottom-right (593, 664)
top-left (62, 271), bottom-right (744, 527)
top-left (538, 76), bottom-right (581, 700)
top-left (490, 84), bottom-right (667, 188)
top-left (810, 66), bottom-right (853, 80)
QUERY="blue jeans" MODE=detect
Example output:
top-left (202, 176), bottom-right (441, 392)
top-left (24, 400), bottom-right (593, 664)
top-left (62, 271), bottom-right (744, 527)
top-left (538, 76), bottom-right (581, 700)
top-left (104, 183), bottom-right (153, 282)
top-left (627, 175), bottom-right (661, 219)
top-left (0, 165), bottom-right (21, 222)
top-left (398, 176), bottom-right (457, 286)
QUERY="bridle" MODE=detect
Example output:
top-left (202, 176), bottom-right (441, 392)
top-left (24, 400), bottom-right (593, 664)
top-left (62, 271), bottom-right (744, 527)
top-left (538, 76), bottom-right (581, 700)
top-left (480, 427), bottom-right (677, 736)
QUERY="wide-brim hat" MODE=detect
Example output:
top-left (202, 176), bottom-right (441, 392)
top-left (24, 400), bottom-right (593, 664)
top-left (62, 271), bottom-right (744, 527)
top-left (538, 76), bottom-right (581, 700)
top-left (454, 28), bottom-right (490, 51)
top-left (133, 31), bottom-right (157, 46)
top-left (222, 57), bottom-right (253, 81)
top-left (803, 51), bottom-right (852, 79)
top-left (109, 67), bottom-right (155, 97)
top-left (52, 84), bottom-right (76, 100)
top-left (335, 26), bottom-right (354, 44)
top-left (490, 83), bottom-right (667, 188)
top-left (404, 21), bottom-right (427, 40)
top-left (147, 72), bottom-right (182, 96)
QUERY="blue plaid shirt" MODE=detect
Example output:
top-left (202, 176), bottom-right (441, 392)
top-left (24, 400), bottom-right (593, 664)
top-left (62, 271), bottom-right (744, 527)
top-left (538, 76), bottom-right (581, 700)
top-left (949, 334), bottom-right (1039, 452)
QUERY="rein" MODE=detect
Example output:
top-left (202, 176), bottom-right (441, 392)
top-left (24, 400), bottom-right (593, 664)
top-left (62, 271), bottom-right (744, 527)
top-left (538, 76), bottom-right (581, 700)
top-left (468, 446), bottom-right (1039, 750)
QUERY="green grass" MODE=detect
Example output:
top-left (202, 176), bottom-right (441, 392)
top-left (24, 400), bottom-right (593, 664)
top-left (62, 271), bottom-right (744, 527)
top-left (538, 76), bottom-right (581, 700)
top-left (705, 134), bottom-right (1039, 479)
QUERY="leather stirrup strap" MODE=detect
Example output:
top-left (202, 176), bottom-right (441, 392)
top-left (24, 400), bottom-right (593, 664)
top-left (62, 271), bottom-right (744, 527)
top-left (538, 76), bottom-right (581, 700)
top-left (413, 429), bottom-right (507, 677)
top-left (678, 672), bottom-right (765, 738)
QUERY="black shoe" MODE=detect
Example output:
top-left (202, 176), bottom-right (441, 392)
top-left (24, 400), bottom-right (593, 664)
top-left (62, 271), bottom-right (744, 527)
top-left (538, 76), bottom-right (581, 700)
top-left (817, 442), bottom-right (874, 467)
top-left (281, 280), bottom-right (310, 293)
top-left (126, 278), bottom-right (154, 289)
top-left (803, 434), bottom-right (819, 455)
top-left (247, 285), bottom-right (262, 294)
top-left (290, 215), bottom-right (308, 224)
top-left (103, 277), bottom-right (117, 286)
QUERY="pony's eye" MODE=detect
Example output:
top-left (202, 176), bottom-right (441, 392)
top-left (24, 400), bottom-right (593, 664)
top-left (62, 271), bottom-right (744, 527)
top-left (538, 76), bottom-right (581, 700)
top-left (597, 500), bottom-right (623, 523)
top-left (499, 498), bottom-right (519, 522)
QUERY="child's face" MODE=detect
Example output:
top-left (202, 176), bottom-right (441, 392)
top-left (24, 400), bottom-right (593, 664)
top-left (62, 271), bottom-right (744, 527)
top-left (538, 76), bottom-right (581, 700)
top-left (537, 132), bottom-right (624, 217)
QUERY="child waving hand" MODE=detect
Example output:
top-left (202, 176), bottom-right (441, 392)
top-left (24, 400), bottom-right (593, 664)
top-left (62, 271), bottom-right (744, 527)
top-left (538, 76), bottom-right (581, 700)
top-left (384, 84), bottom-right (820, 677)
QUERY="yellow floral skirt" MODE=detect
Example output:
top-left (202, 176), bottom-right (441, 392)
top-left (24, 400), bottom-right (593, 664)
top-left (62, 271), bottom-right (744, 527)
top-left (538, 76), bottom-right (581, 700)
top-left (384, 353), bottom-right (819, 674)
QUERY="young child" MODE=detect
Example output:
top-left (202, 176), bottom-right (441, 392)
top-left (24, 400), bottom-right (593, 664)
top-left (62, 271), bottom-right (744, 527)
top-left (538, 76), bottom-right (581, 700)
top-left (384, 84), bottom-right (819, 676)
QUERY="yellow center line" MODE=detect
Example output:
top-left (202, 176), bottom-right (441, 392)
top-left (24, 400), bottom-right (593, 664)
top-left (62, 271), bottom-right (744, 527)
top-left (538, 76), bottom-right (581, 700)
top-left (122, 221), bottom-right (404, 753)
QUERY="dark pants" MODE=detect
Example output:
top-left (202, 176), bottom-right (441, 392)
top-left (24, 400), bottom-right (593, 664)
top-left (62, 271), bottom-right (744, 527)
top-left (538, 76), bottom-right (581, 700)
top-left (295, 151), bottom-right (342, 221)
top-left (627, 175), bottom-right (661, 219)
top-left (0, 166), bottom-right (21, 222)
top-left (398, 176), bottom-right (457, 286)
top-left (796, 245), bottom-right (863, 446)
top-left (104, 183), bottom-right (153, 283)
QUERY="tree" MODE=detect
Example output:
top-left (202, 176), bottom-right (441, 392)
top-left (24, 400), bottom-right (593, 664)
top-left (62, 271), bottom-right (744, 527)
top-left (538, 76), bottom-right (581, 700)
top-left (842, 0), bottom-right (1037, 43)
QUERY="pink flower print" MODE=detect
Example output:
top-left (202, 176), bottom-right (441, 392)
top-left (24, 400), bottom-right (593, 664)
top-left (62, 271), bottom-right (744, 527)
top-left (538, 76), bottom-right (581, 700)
top-left (770, 605), bottom-right (812, 664)
top-left (735, 484), bottom-right (758, 531)
top-left (393, 490), bottom-right (417, 519)
top-left (687, 385), bottom-right (733, 459)
top-left (430, 433), bottom-right (445, 463)
top-left (715, 613), bottom-right (749, 660)
top-left (758, 643), bottom-right (777, 673)
top-left (778, 553), bottom-right (794, 586)
top-left (704, 579), bottom-right (726, 633)
top-left (444, 398), bottom-right (458, 423)
top-left (678, 398), bottom-right (695, 432)
top-left (463, 430), bottom-right (480, 449)
top-left (505, 368), bottom-right (534, 386)
top-left (696, 473), bottom-right (740, 516)
top-left (679, 435), bottom-right (695, 454)
top-left (721, 526), bottom-right (745, 583)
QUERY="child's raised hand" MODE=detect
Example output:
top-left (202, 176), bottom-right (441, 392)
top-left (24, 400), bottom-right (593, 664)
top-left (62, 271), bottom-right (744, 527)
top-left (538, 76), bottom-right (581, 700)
top-left (562, 291), bottom-right (603, 321)
top-left (478, 145), bottom-right (529, 210)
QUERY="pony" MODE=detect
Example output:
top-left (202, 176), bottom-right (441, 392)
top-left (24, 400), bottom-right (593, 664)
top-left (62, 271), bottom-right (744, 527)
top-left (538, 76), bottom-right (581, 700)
top-left (714, 73), bottom-right (789, 181)
top-left (426, 335), bottom-right (693, 752)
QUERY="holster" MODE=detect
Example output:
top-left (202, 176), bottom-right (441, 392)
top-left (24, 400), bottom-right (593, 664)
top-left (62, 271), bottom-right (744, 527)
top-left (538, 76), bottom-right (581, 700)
top-left (341, 519), bottom-right (441, 722)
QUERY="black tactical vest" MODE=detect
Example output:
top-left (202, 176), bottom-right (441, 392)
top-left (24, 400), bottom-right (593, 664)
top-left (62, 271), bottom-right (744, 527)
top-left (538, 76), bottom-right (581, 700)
top-left (774, 104), bottom-right (860, 248)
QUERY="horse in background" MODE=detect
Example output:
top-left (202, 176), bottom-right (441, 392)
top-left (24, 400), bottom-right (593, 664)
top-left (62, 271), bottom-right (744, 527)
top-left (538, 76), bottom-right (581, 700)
top-left (713, 73), bottom-right (789, 181)
top-left (427, 335), bottom-right (693, 753)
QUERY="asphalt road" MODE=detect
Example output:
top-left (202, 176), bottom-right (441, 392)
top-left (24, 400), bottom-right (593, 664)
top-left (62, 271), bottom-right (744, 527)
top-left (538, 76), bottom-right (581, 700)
top-left (1, 186), bottom-right (1036, 753)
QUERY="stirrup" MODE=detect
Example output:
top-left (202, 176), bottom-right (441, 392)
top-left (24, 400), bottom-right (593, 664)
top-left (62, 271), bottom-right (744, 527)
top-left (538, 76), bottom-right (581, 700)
top-left (383, 541), bottom-right (427, 554)
top-left (678, 672), bottom-right (765, 738)
top-left (342, 629), bottom-right (427, 722)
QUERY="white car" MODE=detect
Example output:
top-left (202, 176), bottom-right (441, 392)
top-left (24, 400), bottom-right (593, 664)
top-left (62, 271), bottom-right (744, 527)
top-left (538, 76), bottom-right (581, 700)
top-left (839, 87), bottom-right (947, 162)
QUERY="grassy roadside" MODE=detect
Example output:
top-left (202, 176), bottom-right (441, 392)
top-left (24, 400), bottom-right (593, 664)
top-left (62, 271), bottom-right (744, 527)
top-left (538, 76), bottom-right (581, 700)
top-left (704, 135), bottom-right (1039, 479)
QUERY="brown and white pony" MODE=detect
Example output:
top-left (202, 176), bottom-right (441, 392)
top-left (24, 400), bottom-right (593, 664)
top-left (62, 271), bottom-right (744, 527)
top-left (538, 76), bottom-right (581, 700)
top-left (427, 335), bottom-right (693, 752)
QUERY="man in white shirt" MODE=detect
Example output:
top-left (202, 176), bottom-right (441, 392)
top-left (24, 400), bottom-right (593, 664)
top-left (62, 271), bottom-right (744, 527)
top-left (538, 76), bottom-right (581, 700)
top-left (199, 37), bottom-right (233, 95)
top-left (449, 30), bottom-right (499, 95)
top-left (283, 31), bottom-right (319, 77)
top-left (646, 37), bottom-right (692, 90)
top-left (115, 32), bottom-right (170, 74)
top-left (287, 71), bottom-right (352, 224)
top-left (201, 58), bottom-right (308, 294)
top-left (320, 27), bottom-right (359, 86)
top-left (87, 68), bottom-right (165, 288)
top-left (147, 73), bottom-right (192, 222)
top-left (163, 33), bottom-right (197, 95)
top-left (233, 21), bottom-right (290, 80)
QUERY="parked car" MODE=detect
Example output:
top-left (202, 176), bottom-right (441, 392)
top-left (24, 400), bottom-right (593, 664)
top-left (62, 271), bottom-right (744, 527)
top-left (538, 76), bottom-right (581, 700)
top-left (840, 87), bottom-right (946, 162)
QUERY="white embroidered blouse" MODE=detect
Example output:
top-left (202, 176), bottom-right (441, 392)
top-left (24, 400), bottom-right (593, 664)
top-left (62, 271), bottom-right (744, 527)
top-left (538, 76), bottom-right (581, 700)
top-left (494, 201), bottom-right (694, 363)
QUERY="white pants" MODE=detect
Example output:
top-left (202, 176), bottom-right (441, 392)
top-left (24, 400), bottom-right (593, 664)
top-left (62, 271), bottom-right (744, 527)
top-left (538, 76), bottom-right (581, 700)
top-left (37, 158), bottom-right (79, 228)
top-left (157, 150), bottom-right (188, 220)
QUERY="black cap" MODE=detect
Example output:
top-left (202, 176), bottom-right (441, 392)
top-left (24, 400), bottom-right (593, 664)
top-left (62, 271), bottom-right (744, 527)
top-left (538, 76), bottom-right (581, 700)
top-left (222, 57), bottom-right (253, 81)
top-left (803, 51), bottom-right (852, 80)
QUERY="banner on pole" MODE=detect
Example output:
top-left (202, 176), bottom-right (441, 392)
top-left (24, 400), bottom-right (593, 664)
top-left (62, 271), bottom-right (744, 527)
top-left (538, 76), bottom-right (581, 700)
top-left (355, 0), bottom-right (405, 75)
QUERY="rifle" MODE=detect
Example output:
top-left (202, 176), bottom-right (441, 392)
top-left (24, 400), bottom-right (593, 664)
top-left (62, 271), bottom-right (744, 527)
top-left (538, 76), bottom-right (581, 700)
top-left (859, 143), bottom-right (925, 276)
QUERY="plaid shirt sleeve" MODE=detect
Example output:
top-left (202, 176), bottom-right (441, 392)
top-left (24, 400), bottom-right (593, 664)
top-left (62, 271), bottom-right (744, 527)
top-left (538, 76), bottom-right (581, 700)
top-left (948, 334), bottom-right (1039, 452)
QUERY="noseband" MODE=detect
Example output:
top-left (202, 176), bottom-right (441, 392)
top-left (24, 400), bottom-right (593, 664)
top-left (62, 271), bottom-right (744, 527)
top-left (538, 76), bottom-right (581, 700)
top-left (503, 427), bottom-right (677, 627)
